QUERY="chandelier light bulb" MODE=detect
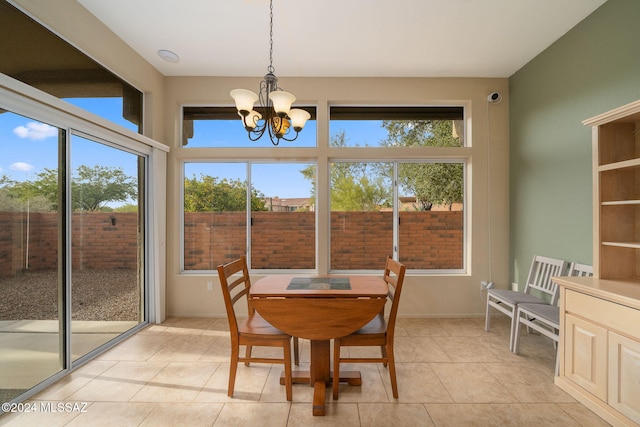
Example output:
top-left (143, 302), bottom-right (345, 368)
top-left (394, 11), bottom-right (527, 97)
top-left (287, 109), bottom-right (311, 131)
top-left (230, 89), bottom-right (259, 114)
top-left (243, 110), bottom-right (262, 130)
top-left (268, 91), bottom-right (296, 116)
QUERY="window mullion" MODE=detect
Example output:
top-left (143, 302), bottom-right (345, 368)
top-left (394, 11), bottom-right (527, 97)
top-left (393, 162), bottom-right (399, 260)
top-left (246, 162), bottom-right (252, 268)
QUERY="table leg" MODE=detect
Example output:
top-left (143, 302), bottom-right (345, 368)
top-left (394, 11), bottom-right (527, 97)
top-left (279, 339), bottom-right (363, 416)
top-left (310, 340), bottom-right (330, 415)
top-left (310, 340), bottom-right (330, 384)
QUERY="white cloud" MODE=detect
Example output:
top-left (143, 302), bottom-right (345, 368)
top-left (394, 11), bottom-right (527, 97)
top-left (10, 162), bottom-right (34, 172)
top-left (13, 122), bottom-right (57, 140)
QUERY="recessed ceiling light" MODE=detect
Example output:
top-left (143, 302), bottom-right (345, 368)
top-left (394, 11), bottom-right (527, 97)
top-left (157, 49), bottom-right (179, 63)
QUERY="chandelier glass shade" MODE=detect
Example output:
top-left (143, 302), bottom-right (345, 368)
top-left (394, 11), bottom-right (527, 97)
top-left (230, 0), bottom-right (310, 145)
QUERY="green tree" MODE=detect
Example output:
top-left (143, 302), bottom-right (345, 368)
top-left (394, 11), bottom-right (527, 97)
top-left (0, 166), bottom-right (137, 211)
top-left (330, 162), bottom-right (390, 211)
top-left (114, 204), bottom-right (138, 212)
top-left (382, 119), bottom-right (462, 148)
top-left (72, 165), bottom-right (137, 211)
top-left (300, 131), bottom-right (391, 211)
top-left (0, 175), bottom-right (53, 212)
top-left (184, 175), bottom-right (267, 212)
top-left (4, 168), bottom-right (60, 209)
top-left (382, 120), bottom-right (463, 210)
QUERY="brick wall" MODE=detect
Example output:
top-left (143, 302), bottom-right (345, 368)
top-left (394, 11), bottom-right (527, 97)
top-left (331, 211), bottom-right (463, 269)
top-left (1, 210), bottom-right (462, 277)
top-left (184, 211), bottom-right (463, 270)
top-left (0, 212), bottom-right (139, 277)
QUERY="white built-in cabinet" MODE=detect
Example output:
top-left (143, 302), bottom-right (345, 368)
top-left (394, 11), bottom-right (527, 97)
top-left (554, 100), bottom-right (640, 427)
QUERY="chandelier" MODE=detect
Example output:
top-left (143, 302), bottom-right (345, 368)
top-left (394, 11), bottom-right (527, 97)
top-left (230, 0), bottom-right (310, 146)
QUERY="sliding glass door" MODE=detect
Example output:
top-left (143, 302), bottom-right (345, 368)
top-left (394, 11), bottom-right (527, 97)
top-left (69, 134), bottom-right (145, 361)
top-left (0, 109), bottom-right (148, 404)
top-left (0, 112), bottom-right (65, 403)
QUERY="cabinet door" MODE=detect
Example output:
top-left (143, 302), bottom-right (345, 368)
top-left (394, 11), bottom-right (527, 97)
top-left (609, 332), bottom-right (640, 424)
top-left (565, 314), bottom-right (608, 401)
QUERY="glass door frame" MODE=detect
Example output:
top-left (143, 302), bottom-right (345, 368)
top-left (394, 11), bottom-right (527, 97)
top-left (0, 75), bottom-right (165, 405)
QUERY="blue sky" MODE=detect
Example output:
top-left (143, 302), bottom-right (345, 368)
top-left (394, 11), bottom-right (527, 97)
top-left (1, 98), bottom-right (390, 199)
top-left (184, 114), bottom-right (389, 198)
top-left (0, 98), bottom-right (138, 181)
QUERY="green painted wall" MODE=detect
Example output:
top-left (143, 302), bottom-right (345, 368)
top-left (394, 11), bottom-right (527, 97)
top-left (509, 0), bottom-right (640, 288)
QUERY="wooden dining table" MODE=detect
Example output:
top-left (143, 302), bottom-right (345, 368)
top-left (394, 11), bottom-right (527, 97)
top-left (250, 275), bottom-right (388, 416)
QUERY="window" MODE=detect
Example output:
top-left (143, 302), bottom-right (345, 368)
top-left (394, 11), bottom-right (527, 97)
top-left (329, 107), bottom-right (466, 272)
top-left (181, 105), bottom-right (466, 273)
top-left (396, 161), bottom-right (464, 270)
top-left (329, 161), bottom-right (464, 271)
top-left (330, 161), bottom-right (393, 270)
top-left (182, 107), bottom-right (316, 148)
top-left (183, 162), bottom-right (316, 271)
top-left (329, 106), bottom-right (465, 147)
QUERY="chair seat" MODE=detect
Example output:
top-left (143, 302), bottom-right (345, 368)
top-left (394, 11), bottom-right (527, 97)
top-left (239, 312), bottom-right (290, 338)
top-left (518, 303), bottom-right (559, 325)
top-left (487, 289), bottom-right (548, 305)
top-left (350, 313), bottom-right (387, 335)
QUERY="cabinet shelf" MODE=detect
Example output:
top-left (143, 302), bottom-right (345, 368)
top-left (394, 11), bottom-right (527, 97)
top-left (598, 157), bottom-right (640, 172)
top-left (601, 199), bottom-right (640, 205)
top-left (588, 99), bottom-right (640, 281)
top-left (602, 241), bottom-right (640, 249)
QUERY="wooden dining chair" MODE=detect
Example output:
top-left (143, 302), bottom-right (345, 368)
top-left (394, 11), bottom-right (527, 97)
top-left (217, 256), bottom-right (297, 401)
top-left (332, 255), bottom-right (406, 400)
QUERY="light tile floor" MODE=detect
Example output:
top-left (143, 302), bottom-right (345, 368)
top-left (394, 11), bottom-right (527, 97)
top-left (0, 317), bottom-right (610, 426)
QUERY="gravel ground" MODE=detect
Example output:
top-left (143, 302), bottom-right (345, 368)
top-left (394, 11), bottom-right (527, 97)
top-left (0, 269), bottom-right (140, 321)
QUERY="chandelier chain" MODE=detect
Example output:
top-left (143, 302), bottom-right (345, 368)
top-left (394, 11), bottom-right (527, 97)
top-left (268, 0), bottom-right (274, 74)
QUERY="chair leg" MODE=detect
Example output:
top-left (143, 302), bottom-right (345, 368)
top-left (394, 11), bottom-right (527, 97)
top-left (332, 339), bottom-right (341, 400)
top-left (485, 298), bottom-right (491, 331)
top-left (508, 314), bottom-right (518, 352)
top-left (512, 309), bottom-right (521, 354)
top-left (228, 345), bottom-right (239, 397)
top-left (244, 345), bottom-right (252, 366)
top-left (283, 339), bottom-right (292, 401)
top-left (293, 337), bottom-right (299, 366)
top-left (387, 344), bottom-right (398, 399)
top-left (381, 345), bottom-right (388, 367)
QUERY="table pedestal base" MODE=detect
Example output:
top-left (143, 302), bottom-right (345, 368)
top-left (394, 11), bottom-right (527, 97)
top-left (250, 291), bottom-right (388, 417)
top-left (279, 370), bottom-right (362, 416)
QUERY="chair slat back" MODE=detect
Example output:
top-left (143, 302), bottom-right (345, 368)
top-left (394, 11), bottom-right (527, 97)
top-left (383, 255), bottom-right (407, 339)
top-left (217, 256), bottom-right (252, 337)
top-left (569, 262), bottom-right (593, 277)
top-left (523, 255), bottom-right (569, 305)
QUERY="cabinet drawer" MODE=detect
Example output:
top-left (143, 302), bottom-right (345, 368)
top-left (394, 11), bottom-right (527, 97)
top-left (565, 290), bottom-right (640, 339)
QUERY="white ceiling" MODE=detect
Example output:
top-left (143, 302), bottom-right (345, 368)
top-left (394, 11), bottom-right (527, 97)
top-left (77, 0), bottom-right (606, 78)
